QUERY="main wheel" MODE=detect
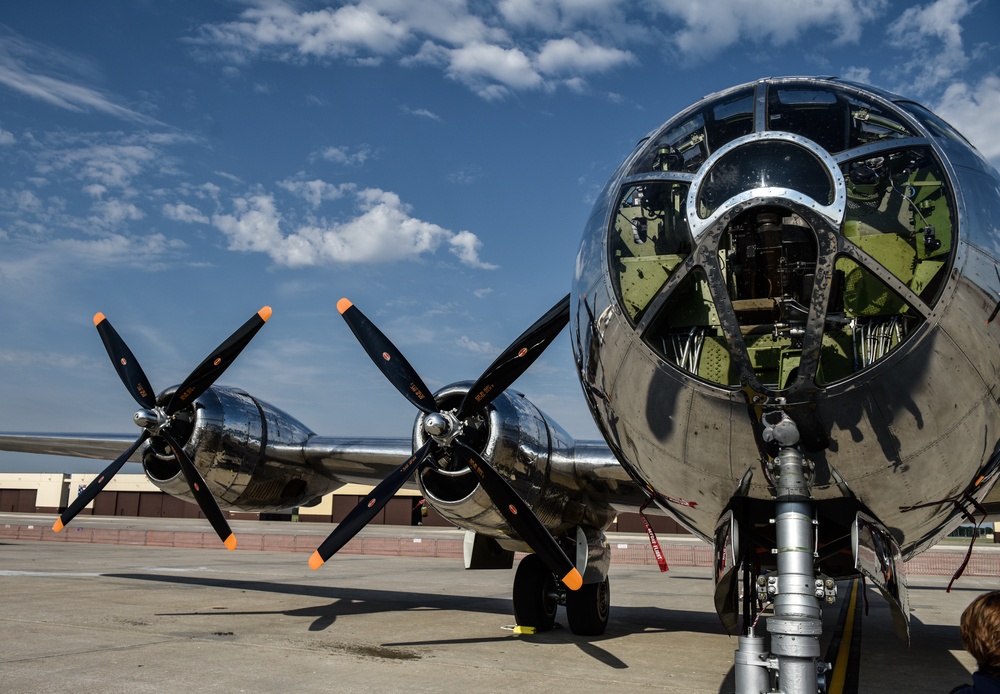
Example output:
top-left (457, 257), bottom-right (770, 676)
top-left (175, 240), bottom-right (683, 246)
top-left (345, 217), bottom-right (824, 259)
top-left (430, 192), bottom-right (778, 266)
top-left (565, 576), bottom-right (610, 636)
top-left (512, 553), bottom-right (558, 631)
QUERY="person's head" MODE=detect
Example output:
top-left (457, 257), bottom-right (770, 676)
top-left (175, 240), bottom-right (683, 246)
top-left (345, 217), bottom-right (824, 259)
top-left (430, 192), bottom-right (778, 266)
top-left (960, 591), bottom-right (1000, 675)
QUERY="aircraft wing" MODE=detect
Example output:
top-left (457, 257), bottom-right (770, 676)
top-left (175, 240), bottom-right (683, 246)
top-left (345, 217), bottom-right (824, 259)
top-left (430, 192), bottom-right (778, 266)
top-left (301, 436), bottom-right (418, 488)
top-left (0, 432), bottom-right (421, 490)
top-left (0, 433), bottom-right (141, 462)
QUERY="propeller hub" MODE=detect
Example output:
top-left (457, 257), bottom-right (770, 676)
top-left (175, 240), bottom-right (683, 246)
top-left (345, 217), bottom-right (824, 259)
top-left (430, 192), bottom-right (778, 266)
top-left (134, 408), bottom-right (168, 432)
top-left (423, 411), bottom-right (463, 446)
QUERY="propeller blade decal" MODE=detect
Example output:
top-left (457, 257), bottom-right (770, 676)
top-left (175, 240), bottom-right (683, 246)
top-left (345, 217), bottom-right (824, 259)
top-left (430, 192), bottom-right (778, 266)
top-left (165, 306), bottom-right (272, 416)
top-left (94, 313), bottom-right (157, 410)
top-left (159, 428), bottom-right (236, 550)
top-left (457, 294), bottom-right (570, 419)
top-left (53, 431), bottom-right (150, 533)
top-left (452, 440), bottom-right (582, 591)
top-left (309, 440), bottom-right (433, 570)
top-left (337, 298), bottom-right (438, 415)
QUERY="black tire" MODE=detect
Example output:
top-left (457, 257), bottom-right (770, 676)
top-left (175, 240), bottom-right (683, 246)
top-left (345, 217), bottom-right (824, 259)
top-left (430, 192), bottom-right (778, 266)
top-left (565, 576), bottom-right (610, 636)
top-left (512, 553), bottom-right (558, 631)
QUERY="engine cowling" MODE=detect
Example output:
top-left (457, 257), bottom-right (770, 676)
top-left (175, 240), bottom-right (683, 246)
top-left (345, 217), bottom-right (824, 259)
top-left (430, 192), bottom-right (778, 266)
top-left (414, 383), bottom-right (624, 551)
top-left (142, 385), bottom-right (330, 511)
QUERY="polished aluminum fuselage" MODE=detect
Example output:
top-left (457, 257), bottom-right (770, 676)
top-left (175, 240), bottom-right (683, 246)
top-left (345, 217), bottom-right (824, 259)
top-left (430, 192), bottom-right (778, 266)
top-left (571, 78), bottom-right (1000, 558)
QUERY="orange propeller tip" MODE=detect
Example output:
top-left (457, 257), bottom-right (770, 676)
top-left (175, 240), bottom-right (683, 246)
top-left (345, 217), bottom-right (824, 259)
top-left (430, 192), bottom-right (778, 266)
top-left (52, 519), bottom-right (64, 533)
top-left (336, 298), bottom-right (353, 315)
top-left (308, 550), bottom-right (326, 570)
top-left (224, 534), bottom-right (238, 551)
top-left (562, 568), bottom-right (584, 592)
top-left (93, 312), bottom-right (106, 326)
top-left (258, 306), bottom-right (272, 322)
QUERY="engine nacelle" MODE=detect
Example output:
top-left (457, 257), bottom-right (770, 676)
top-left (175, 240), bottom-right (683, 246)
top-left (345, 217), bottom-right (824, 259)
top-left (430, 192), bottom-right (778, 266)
top-left (142, 386), bottom-right (330, 512)
top-left (415, 383), bottom-right (623, 552)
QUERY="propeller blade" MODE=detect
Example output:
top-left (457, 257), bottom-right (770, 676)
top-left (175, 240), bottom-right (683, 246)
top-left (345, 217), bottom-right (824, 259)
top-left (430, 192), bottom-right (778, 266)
top-left (165, 306), bottom-right (272, 416)
top-left (452, 440), bottom-right (582, 591)
top-left (159, 428), bottom-right (236, 550)
top-left (457, 294), bottom-right (570, 419)
top-left (309, 440), bottom-right (433, 570)
top-left (94, 313), bottom-right (157, 409)
top-left (53, 431), bottom-right (150, 533)
top-left (337, 298), bottom-right (438, 415)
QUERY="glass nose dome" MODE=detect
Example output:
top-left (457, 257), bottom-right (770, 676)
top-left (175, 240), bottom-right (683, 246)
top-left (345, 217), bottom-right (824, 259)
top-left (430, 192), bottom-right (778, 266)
top-left (609, 78), bottom-right (956, 395)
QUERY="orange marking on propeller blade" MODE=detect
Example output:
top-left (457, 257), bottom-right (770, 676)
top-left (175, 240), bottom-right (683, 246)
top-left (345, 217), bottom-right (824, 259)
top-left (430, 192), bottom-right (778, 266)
top-left (309, 550), bottom-right (326, 570)
top-left (52, 519), bottom-right (64, 533)
top-left (93, 312), bottom-right (106, 326)
top-left (224, 534), bottom-right (237, 551)
top-left (258, 306), bottom-right (272, 322)
top-left (337, 298), bottom-right (353, 315)
top-left (562, 568), bottom-right (584, 591)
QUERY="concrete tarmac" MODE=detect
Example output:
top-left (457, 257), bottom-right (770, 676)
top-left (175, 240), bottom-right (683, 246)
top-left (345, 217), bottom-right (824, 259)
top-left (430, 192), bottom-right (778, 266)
top-left (0, 525), bottom-right (995, 694)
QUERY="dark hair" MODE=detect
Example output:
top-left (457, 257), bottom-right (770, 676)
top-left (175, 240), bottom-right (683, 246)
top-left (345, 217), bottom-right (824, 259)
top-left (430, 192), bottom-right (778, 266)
top-left (961, 591), bottom-right (1000, 675)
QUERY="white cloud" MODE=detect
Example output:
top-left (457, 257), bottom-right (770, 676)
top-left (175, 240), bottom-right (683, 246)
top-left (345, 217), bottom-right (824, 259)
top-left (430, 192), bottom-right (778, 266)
top-left (499, 0), bottom-right (629, 31)
top-left (191, 2), bottom-right (409, 63)
top-left (315, 144), bottom-right (372, 165)
top-left (213, 187), bottom-right (496, 268)
top-left (192, 0), bottom-right (641, 100)
top-left (277, 178), bottom-right (354, 207)
top-left (446, 42), bottom-right (543, 96)
top-left (401, 105), bottom-right (442, 121)
top-left (0, 127), bottom-right (15, 145)
top-left (651, 0), bottom-right (888, 61)
top-left (39, 142), bottom-right (158, 189)
top-left (457, 335), bottom-right (497, 355)
top-left (163, 202), bottom-right (210, 224)
top-left (89, 199), bottom-right (144, 229)
top-left (934, 75), bottom-right (1000, 166)
top-left (840, 66), bottom-right (872, 84)
top-left (49, 232), bottom-right (184, 266)
top-left (0, 348), bottom-right (94, 370)
top-left (0, 27), bottom-right (162, 125)
top-left (536, 37), bottom-right (633, 75)
top-left (449, 230), bottom-right (498, 270)
top-left (887, 0), bottom-right (975, 93)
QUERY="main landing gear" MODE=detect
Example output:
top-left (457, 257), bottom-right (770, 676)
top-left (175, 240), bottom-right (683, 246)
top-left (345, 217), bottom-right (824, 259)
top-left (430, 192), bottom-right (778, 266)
top-left (512, 553), bottom-right (611, 636)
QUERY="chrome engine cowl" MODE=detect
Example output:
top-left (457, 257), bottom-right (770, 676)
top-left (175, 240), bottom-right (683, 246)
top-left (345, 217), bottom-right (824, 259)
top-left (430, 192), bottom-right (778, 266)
top-left (141, 385), bottom-right (329, 511)
top-left (414, 383), bottom-right (621, 550)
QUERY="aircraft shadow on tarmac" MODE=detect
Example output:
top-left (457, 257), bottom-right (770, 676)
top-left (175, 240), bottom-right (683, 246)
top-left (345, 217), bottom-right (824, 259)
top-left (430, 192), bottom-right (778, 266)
top-left (106, 572), bottom-right (975, 693)
top-left (106, 571), bottom-right (733, 674)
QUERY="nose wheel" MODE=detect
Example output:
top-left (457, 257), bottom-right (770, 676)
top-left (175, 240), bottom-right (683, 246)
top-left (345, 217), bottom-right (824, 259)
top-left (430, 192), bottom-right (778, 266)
top-left (512, 553), bottom-right (611, 636)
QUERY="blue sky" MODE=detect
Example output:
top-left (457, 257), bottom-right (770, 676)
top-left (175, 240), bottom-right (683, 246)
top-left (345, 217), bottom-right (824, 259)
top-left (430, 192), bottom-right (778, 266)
top-left (2, 0), bottom-right (999, 473)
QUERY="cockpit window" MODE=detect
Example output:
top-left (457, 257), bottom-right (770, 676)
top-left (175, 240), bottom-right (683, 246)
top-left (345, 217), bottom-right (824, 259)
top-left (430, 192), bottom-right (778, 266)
top-left (768, 85), bottom-right (913, 153)
top-left (611, 182), bottom-right (692, 321)
top-left (895, 101), bottom-right (969, 145)
top-left (629, 88), bottom-right (754, 175)
top-left (697, 140), bottom-right (834, 219)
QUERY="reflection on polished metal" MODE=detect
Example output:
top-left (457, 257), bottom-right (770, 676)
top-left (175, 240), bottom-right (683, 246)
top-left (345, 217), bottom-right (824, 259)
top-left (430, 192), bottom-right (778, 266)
top-left (765, 413), bottom-right (825, 694)
top-left (572, 75), bottom-right (1000, 561)
top-left (732, 413), bottom-right (829, 694)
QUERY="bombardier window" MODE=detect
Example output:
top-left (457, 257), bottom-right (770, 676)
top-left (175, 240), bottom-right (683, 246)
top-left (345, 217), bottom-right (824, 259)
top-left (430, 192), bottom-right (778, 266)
top-left (698, 141), bottom-right (834, 218)
top-left (611, 182), bottom-right (692, 321)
